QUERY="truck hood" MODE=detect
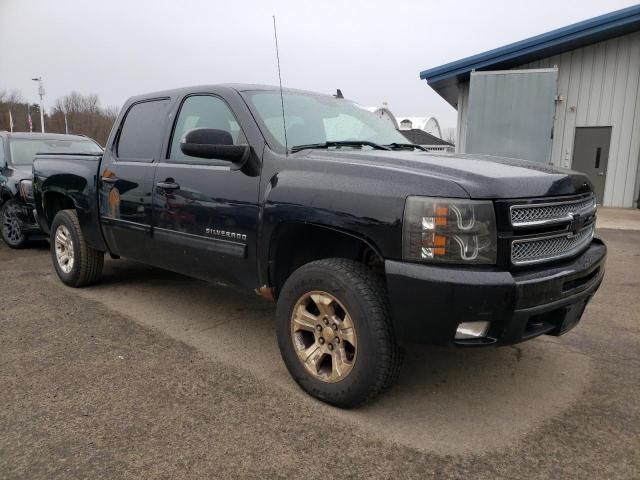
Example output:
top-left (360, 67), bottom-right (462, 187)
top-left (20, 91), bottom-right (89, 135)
top-left (301, 150), bottom-right (593, 199)
top-left (10, 166), bottom-right (33, 180)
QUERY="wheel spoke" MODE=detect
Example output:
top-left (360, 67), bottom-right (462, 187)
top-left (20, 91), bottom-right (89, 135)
top-left (302, 344), bottom-right (324, 374)
top-left (330, 348), bottom-right (350, 381)
top-left (293, 305), bottom-right (318, 332)
top-left (311, 293), bottom-right (335, 317)
top-left (339, 327), bottom-right (355, 346)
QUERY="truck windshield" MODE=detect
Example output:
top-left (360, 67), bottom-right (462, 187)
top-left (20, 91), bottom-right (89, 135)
top-left (9, 138), bottom-right (103, 166)
top-left (246, 91), bottom-right (410, 153)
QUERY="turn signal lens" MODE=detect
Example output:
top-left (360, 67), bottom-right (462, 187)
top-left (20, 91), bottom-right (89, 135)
top-left (402, 197), bottom-right (497, 264)
top-left (19, 179), bottom-right (34, 203)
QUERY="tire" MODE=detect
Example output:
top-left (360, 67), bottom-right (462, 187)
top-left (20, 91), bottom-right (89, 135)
top-left (276, 258), bottom-right (403, 408)
top-left (1, 198), bottom-right (29, 248)
top-left (50, 209), bottom-right (104, 287)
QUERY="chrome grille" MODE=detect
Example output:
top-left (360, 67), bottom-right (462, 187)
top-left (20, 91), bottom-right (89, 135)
top-left (510, 195), bottom-right (596, 228)
top-left (511, 225), bottom-right (594, 265)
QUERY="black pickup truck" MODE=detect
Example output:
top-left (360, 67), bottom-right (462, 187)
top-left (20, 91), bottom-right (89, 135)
top-left (32, 84), bottom-right (606, 407)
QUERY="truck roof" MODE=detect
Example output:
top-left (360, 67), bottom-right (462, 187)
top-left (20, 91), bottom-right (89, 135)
top-left (125, 84), bottom-right (336, 103)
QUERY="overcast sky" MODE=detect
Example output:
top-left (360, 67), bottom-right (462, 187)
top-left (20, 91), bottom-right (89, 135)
top-left (0, 0), bottom-right (637, 129)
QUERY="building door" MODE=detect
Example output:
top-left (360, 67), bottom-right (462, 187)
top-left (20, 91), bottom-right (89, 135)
top-left (572, 127), bottom-right (611, 204)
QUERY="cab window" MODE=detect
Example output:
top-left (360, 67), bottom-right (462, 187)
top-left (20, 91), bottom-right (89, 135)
top-left (168, 95), bottom-right (245, 162)
top-left (117, 98), bottom-right (170, 160)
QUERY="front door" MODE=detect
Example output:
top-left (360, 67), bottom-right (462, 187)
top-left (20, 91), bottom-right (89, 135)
top-left (151, 93), bottom-right (260, 288)
top-left (99, 98), bottom-right (172, 262)
top-left (572, 127), bottom-right (611, 204)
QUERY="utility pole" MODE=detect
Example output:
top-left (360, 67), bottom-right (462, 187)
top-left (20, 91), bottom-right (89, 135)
top-left (31, 76), bottom-right (45, 133)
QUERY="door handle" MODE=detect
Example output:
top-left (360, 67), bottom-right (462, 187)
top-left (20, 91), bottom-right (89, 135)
top-left (598, 172), bottom-right (605, 176)
top-left (156, 181), bottom-right (180, 190)
top-left (102, 176), bottom-right (118, 184)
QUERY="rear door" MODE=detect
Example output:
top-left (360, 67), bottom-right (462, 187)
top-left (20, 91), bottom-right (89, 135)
top-left (151, 93), bottom-right (260, 287)
top-left (99, 98), bottom-right (172, 262)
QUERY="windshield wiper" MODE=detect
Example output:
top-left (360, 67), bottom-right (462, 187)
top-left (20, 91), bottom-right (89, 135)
top-left (383, 143), bottom-right (428, 151)
top-left (290, 141), bottom-right (391, 153)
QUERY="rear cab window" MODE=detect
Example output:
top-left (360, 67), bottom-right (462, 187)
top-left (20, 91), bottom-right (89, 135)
top-left (116, 99), bottom-right (171, 161)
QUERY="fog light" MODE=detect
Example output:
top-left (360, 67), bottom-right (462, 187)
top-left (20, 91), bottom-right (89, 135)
top-left (455, 321), bottom-right (490, 340)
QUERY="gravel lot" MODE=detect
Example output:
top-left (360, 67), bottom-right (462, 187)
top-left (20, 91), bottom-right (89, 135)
top-left (1, 229), bottom-right (638, 479)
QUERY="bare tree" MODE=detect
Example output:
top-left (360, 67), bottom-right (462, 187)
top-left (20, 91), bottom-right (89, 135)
top-left (49, 91), bottom-right (118, 145)
top-left (442, 127), bottom-right (456, 145)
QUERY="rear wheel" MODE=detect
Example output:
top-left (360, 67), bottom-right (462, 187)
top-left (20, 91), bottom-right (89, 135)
top-left (1, 199), bottom-right (28, 248)
top-left (50, 209), bottom-right (104, 287)
top-left (276, 258), bottom-right (403, 408)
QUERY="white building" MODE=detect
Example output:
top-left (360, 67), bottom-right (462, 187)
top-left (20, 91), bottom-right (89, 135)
top-left (420, 5), bottom-right (640, 207)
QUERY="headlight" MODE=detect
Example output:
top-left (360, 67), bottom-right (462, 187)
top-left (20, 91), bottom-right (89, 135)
top-left (19, 179), bottom-right (34, 203)
top-left (402, 196), bottom-right (497, 264)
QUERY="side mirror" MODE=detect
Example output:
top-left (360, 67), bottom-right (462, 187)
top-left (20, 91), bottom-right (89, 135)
top-left (180, 128), bottom-right (250, 169)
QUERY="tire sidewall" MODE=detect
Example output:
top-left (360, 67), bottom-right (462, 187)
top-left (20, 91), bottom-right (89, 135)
top-left (1, 198), bottom-right (27, 248)
top-left (276, 262), bottom-right (386, 407)
top-left (50, 212), bottom-right (82, 286)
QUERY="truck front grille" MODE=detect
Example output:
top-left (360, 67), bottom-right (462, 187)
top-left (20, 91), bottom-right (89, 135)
top-left (506, 193), bottom-right (596, 266)
top-left (511, 225), bottom-right (595, 265)
top-left (510, 195), bottom-right (596, 228)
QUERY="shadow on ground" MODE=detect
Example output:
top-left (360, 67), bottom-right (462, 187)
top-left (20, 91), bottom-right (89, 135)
top-left (72, 257), bottom-right (591, 454)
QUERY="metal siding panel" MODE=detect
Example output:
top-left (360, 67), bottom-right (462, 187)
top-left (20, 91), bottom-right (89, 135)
top-left (561, 49), bottom-right (584, 172)
top-left (551, 52), bottom-right (572, 167)
top-left (621, 32), bottom-right (640, 206)
top-left (587, 42), bottom-right (607, 125)
top-left (606, 35), bottom-right (632, 206)
top-left (465, 70), bottom-right (557, 162)
top-left (599, 38), bottom-right (620, 125)
top-left (576, 44), bottom-right (595, 126)
top-left (635, 142), bottom-right (640, 206)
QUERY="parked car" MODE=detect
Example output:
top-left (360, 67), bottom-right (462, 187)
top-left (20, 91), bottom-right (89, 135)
top-left (32, 85), bottom-right (606, 408)
top-left (0, 132), bottom-right (103, 248)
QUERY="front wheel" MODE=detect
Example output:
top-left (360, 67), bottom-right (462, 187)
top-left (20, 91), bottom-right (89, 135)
top-left (1, 198), bottom-right (29, 248)
top-left (276, 258), bottom-right (403, 408)
top-left (50, 209), bottom-right (104, 287)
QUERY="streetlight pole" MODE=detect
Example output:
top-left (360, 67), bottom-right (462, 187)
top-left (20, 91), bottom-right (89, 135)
top-left (31, 76), bottom-right (45, 133)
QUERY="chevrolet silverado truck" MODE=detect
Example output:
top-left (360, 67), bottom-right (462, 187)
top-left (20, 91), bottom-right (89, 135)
top-left (31, 85), bottom-right (606, 408)
top-left (0, 132), bottom-right (102, 247)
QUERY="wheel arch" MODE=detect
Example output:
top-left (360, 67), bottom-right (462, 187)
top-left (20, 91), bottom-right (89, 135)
top-left (40, 188), bottom-right (108, 252)
top-left (42, 190), bottom-right (78, 227)
top-left (266, 221), bottom-right (386, 297)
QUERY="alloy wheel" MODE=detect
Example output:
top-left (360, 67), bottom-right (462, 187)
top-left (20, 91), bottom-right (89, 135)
top-left (1, 201), bottom-right (26, 245)
top-left (290, 291), bottom-right (357, 383)
top-left (54, 225), bottom-right (75, 273)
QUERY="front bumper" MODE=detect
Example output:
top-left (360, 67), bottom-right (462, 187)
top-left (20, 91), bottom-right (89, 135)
top-left (385, 238), bottom-right (606, 346)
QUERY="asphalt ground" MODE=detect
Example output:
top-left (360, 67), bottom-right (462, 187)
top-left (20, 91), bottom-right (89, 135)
top-left (1, 228), bottom-right (638, 479)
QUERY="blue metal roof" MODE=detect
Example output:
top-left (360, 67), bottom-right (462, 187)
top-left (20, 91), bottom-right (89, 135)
top-left (420, 4), bottom-right (640, 107)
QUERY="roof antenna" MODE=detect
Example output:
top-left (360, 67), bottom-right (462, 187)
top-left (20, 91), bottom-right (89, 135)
top-left (334, 89), bottom-right (344, 99)
top-left (272, 15), bottom-right (288, 156)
